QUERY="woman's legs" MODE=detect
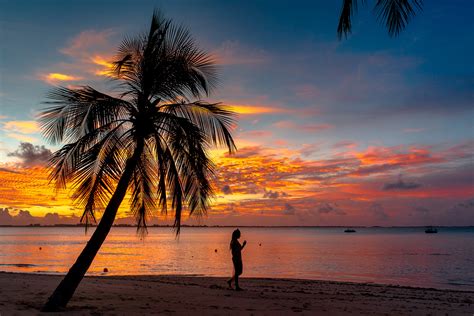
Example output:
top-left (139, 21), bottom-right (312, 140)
top-left (227, 275), bottom-right (234, 288)
top-left (229, 258), bottom-right (243, 290)
top-left (235, 261), bottom-right (243, 290)
top-left (235, 274), bottom-right (241, 290)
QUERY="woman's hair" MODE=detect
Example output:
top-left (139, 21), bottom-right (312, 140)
top-left (230, 229), bottom-right (241, 249)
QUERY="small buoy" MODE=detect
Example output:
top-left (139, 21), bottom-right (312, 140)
top-left (214, 249), bottom-right (218, 253)
top-left (39, 247), bottom-right (42, 250)
top-left (103, 268), bottom-right (108, 273)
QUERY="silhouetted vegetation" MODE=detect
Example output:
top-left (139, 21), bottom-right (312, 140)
top-left (337, 0), bottom-right (423, 39)
top-left (39, 10), bottom-right (236, 311)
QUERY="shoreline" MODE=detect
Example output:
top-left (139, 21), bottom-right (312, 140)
top-left (2, 270), bottom-right (473, 293)
top-left (2, 225), bottom-right (473, 228)
top-left (2, 272), bottom-right (473, 315)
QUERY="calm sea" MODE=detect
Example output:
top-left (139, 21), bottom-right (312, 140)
top-left (1, 227), bottom-right (473, 291)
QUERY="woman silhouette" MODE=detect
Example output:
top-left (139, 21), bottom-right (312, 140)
top-left (227, 229), bottom-right (246, 291)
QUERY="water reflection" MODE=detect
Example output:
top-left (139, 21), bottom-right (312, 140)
top-left (0, 227), bottom-right (473, 290)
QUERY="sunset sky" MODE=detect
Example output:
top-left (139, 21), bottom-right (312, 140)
top-left (0, 0), bottom-right (473, 226)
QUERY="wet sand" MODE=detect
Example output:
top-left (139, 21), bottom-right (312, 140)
top-left (1, 272), bottom-right (473, 315)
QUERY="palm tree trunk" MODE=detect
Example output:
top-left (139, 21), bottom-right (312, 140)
top-left (42, 141), bottom-right (144, 312)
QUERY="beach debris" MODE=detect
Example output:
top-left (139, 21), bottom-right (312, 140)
top-left (215, 249), bottom-right (218, 252)
top-left (103, 268), bottom-right (109, 273)
top-left (39, 247), bottom-right (42, 250)
top-left (259, 243), bottom-right (262, 246)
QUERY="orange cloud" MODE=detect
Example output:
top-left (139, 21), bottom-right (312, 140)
top-left (35, 29), bottom-right (117, 85)
top-left (41, 72), bottom-right (83, 84)
top-left (226, 104), bottom-right (286, 115)
top-left (3, 120), bottom-right (39, 134)
top-left (353, 146), bottom-right (442, 169)
top-left (47, 73), bottom-right (80, 81)
top-left (1, 140), bottom-right (472, 226)
top-left (91, 55), bottom-right (114, 76)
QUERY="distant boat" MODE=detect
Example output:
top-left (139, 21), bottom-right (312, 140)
top-left (344, 228), bottom-right (356, 233)
top-left (425, 226), bottom-right (438, 234)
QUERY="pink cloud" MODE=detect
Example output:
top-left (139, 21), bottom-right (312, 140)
top-left (332, 140), bottom-right (358, 149)
top-left (36, 29), bottom-right (117, 85)
top-left (60, 29), bottom-right (116, 59)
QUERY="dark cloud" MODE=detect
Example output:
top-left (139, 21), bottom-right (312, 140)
top-left (263, 189), bottom-right (279, 199)
top-left (449, 198), bottom-right (474, 215)
top-left (456, 198), bottom-right (474, 209)
top-left (318, 202), bottom-right (346, 215)
top-left (0, 167), bottom-right (22, 174)
top-left (7, 142), bottom-right (52, 167)
top-left (14, 210), bottom-right (38, 224)
top-left (0, 208), bottom-right (81, 226)
top-left (283, 203), bottom-right (295, 215)
top-left (222, 185), bottom-right (232, 195)
top-left (383, 177), bottom-right (421, 191)
top-left (263, 189), bottom-right (288, 199)
top-left (0, 208), bottom-right (14, 225)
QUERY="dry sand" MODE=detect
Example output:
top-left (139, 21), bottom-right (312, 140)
top-left (1, 272), bottom-right (473, 315)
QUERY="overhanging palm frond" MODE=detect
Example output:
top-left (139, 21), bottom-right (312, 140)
top-left (337, 0), bottom-right (365, 39)
top-left (374, 0), bottom-right (423, 37)
top-left (337, 0), bottom-right (422, 39)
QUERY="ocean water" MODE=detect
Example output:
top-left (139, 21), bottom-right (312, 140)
top-left (0, 227), bottom-right (473, 291)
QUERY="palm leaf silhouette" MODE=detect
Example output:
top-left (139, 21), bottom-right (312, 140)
top-left (40, 10), bottom-right (236, 311)
top-left (337, 0), bottom-right (423, 39)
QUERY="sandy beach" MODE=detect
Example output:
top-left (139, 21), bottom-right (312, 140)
top-left (1, 272), bottom-right (473, 315)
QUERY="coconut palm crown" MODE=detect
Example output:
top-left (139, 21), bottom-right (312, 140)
top-left (39, 10), bottom-right (236, 311)
top-left (337, 0), bottom-right (423, 39)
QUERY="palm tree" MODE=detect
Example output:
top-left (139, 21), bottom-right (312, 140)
top-left (337, 0), bottom-right (423, 39)
top-left (39, 10), bottom-right (236, 312)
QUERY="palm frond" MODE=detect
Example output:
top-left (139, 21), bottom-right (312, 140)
top-left (39, 86), bottom-right (132, 145)
top-left (129, 141), bottom-right (158, 235)
top-left (39, 10), bottom-right (237, 238)
top-left (337, 0), bottom-right (366, 39)
top-left (160, 101), bottom-right (237, 153)
top-left (71, 134), bottom-right (129, 226)
top-left (374, 0), bottom-right (423, 37)
top-left (337, 0), bottom-right (422, 39)
top-left (47, 120), bottom-right (127, 190)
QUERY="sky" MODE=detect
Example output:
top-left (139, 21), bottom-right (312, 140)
top-left (0, 0), bottom-right (473, 226)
